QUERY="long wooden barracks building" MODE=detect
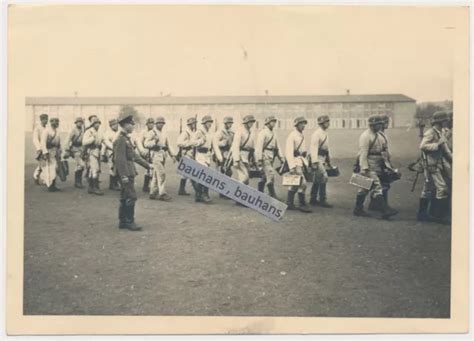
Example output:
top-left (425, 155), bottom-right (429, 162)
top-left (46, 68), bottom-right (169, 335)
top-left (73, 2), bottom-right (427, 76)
top-left (26, 94), bottom-right (416, 132)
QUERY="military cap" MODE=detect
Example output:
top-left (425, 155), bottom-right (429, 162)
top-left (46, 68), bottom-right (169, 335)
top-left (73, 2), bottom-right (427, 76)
top-left (74, 117), bottom-right (84, 123)
top-left (146, 117), bottom-right (155, 124)
top-left (223, 116), bottom-right (234, 124)
top-left (49, 117), bottom-right (59, 123)
top-left (379, 114), bottom-right (390, 123)
top-left (88, 115), bottom-right (98, 122)
top-left (368, 115), bottom-right (383, 126)
top-left (431, 111), bottom-right (449, 124)
top-left (201, 115), bottom-right (214, 124)
top-left (242, 115), bottom-right (256, 124)
top-left (90, 116), bottom-right (101, 125)
top-left (155, 116), bottom-right (166, 124)
top-left (264, 115), bottom-right (277, 125)
top-left (294, 116), bottom-right (308, 126)
top-left (186, 117), bottom-right (197, 125)
top-left (108, 118), bottom-right (118, 125)
top-left (317, 115), bottom-right (330, 124)
top-left (118, 105), bottom-right (138, 124)
top-left (39, 114), bottom-right (48, 120)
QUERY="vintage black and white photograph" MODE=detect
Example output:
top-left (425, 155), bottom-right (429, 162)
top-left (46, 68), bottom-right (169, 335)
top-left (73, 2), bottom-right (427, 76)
top-left (5, 3), bottom-right (470, 335)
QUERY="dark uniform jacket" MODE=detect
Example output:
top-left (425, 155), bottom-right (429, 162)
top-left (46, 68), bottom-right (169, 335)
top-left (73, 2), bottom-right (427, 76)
top-left (114, 131), bottom-right (150, 178)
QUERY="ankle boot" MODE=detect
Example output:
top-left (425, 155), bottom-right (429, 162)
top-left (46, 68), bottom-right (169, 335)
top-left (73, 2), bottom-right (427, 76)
top-left (417, 197), bottom-right (432, 221)
top-left (201, 186), bottom-right (212, 203)
top-left (195, 183), bottom-right (203, 202)
top-left (368, 194), bottom-right (381, 211)
top-left (317, 183), bottom-right (333, 208)
top-left (257, 181), bottom-right (265, 193)
top-left (48, 179), bottom-right (60, 192)
top-left (297, 193), bottom-right (312, 213)
top-left (267, 183), bottom-right (278, 199)
top-left (287, 190), bottom-right (297, 210)
top-left (87, 178), bottom-right (94, 194)
top-left (178, 179), bottom-right (190, 195)
top-left (431, 198), bottom-right (451, 225)
top-left (353, 194), bottom-right (371, 217)
top-left (127, 202), bottom-right (142, 231)
top-left (377, 195), bottom-right (398, 219)
top-left (118, 200), bottom-right (128, 229)
top-left (309, 183), bottom-right (319, 206)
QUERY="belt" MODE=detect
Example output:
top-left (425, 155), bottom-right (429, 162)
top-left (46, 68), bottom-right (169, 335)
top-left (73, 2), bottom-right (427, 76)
top-left (220, 145), bottom-right (231, 151)
top-left (368, 152), bottom-right (382, 156)
top-left (318, 150), bottom-right (329, 156)
top-left (151, 146), bottom-right (168, 152)
top-left (46, 143), bottom-right (59, 149)
top-left (197, 147), bottom-right (210, 153)
top-left (72, 142), bottom-right (82, 147)
top-left (181, 146), bottom-right (193, 151)
top-left (240, 148), bottom-right (254, 152)
top-left (293, 151), bottom-right (307, 157)
top-left (264, 147), bottom-right (275, 151)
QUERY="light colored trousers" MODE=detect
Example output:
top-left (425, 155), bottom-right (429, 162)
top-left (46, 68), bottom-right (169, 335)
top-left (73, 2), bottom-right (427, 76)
top-left (421, 167), bottom-right (449, 199)
top-left (233, 161), bottom-right (250, 185)
top-left (290, 166), bottom-right (307, 193)
top-left (150, 158), bottom-right (167, 195)
top-left (40, 150), bottom-right (58, 186)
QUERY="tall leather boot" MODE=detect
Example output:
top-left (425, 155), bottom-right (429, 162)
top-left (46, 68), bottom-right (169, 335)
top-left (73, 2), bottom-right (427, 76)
top-left (178, 179), bottom-right (190, 196)
top-left (377, 195), bottom-right (398, 219)
top-left (195, 183), bottom-right (203, 202)
top-left (287, 190), bottom-right (297, 210)
top-left (318, 183), bottom-right (333, 208)
top-left (417, 197), bottom-right (432, 222)
top-left (298, 193), bottom-right (312, 213)
top-left (432, 198), bottom-right (451, 225)
top-left (142, 174), bottom-right (150, 193)
top-left (109, 175), bottom-right (120, 191)
top-left (367, 193), bottom-right (380, 211)
top-left (267, 183), bottom-right (279, 199)
top-left (201, 186), bottom-right (212, 203)
top-left (74, 170), bottom-right (84, 189)
top-left (309, 183), bottom-right (319, 206)
top-left (87, 178), bottom-right (94, 194)
top-left (353, 193), bottom-right (371, 217)
top-left (95, 178), bottom-right (104, 195)
top-left (118, 200), bottom-right (128, 229)
top-left (48, 179), bottom-right (60, 192)
top-left (127, 202), bottom-right (142, 231)
top-left (257, 181), bottom-right (265, 193)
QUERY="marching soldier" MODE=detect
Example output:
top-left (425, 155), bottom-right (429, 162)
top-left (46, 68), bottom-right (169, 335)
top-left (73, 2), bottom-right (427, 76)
top-left (40, 117), bottom-right (61, 192)
top-left (309, 115), bottom-right (333, 208)
top-left (417, 111), bottom-right (451, 223)
top-left (102, 118), bottom-right (121, 191)
top-left (136, 118), bottom-right (155, 193)
top-left (83, 116), bottom-right (104, 195)
top-left (191, 115), bottom-right (214, 203)
top-left (114, 109), bottom-right (153, 231)
top-left (367, 114), bottom-right (396, 212)
top-left (176, 117), bottom-right (197, 195)
top-left (285, 117), bottom-right (312, 212)
top-left (231, 115), bottom-right (256, 190)
top-left (353, 115), bottom-right (398, 219)
top-left (62, 117), bottom-right (86, 188)
top-left (255, 115), bottom-right (284, 199)
top-left (443, 111), bottom-right (453, 186)
top-left (213, 116), bottom-right (235, 198)
top-left (144, 116), bottom-right (177, 201)
top-left (32, 113), bottom-right (48, 184)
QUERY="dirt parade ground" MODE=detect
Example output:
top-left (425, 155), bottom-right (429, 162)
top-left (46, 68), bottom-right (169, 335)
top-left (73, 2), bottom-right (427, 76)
top-left (23, 155), bottom-right (451, 318)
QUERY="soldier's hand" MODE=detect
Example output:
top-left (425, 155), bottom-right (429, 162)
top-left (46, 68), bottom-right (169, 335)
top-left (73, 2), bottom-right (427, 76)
top-left (172, 156), bottom-right (177, 163)
top-left (289, 167), bottom-right (297, 175)
top-left (234, 160), bottom-right (240, 166)
top-left (438, 136), bottom-right (447, 145)
top-left (361, 169), bottom-right (370, 177)
top-left (42, 152), bottom-right (49, 160)
top-left (311, 162), bottom-right (319, 169)
top-left (121, 176), bottom-right (129, 184)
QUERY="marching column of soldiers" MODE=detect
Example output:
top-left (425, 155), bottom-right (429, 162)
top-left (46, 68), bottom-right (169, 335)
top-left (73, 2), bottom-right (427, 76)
top-left (31, 106), bottom-right (453, 231)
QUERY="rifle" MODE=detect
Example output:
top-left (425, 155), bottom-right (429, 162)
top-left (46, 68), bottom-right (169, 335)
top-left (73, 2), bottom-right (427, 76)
top-left (409, 123), bottom-right (426, 192)
top-left (176, 118), bottom-right (183, 161)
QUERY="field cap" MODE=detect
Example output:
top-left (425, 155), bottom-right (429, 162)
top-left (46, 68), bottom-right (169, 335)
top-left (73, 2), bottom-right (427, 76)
top-left (155, 116), bottom-right (166, 124)
top-left (317, 115), bottom-right (330, 124)
top-left (109, 118), bottom-right (118, 125)
top-left (223, 116), bottom-right (234, 124)
top-left (431, 111), bottom-right (448, 124)
top-left (74, 117), bottom-right (84, 124)
top-left (242, 115), bottom-right (256, 124)
top-left (265, 115), bottom-right (277, 125)
top-left (294, 116), bottom-right (308, 126)
top-left (201, 115), bottom-right (214, 124)
top-left (186, 117), bottom-right (197, 125)
top-left (146, 117), bottom-right (155, 124)
top-left (39, 114), bottom-right (49, 120)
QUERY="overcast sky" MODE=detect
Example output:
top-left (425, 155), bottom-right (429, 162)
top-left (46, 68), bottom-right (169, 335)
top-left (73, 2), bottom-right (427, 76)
top-left (9, 5), bottom-right (465, 102)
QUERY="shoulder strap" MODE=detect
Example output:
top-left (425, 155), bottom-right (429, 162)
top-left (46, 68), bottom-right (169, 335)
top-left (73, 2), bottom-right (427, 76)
top-left (263, 132), bottom-right (274, 150)
top-left (319, 135), bottom-right (328, 149)
top-left (368, 133), bottom-right (378, 153)
top-left (241, 130), bottom-right (251, 149)
top-left (295, 134), bottom-right (304, 152)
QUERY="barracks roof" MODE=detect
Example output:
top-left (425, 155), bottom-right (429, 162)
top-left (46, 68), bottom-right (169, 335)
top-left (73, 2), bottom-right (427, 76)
top-left (26, 94), bottom-right (416, 106)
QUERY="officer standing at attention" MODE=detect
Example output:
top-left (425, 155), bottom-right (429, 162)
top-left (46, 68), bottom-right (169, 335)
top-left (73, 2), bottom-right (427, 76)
top-left (136, 117), bottom-right (155, 193)
top-left (144, 116), bottom-right (176, 201)
top-left (32, 113), bottom-right (49, 184)
top-left (255, 115), bottom-right (285, 199)
top-left (231, 115), bottom-right (256, 189)
top-left (417, 111), bottom-right (452, 223)
top-left (191, 115), bottom-right (214, 204)
top-left (212, 116), bottom-right (235, 198)
top-left (309, 115), bottom-right (333, 208)
top-left (114, 109), bottom-right (153, 231)
top-left (285, 117), bottom-right (312, 213)
top-left (62, 117), bottom-right (86, 189)
top-left (102, 118), bottom-right (121, 191)
top-left (40, 117), bottom-right (61, 192)
top-left (176, 117), bottom-right (197, 195)
top-left (83, 116), bottom-right (104, 196)
top-left (353, 115), bottom-right (398, 219)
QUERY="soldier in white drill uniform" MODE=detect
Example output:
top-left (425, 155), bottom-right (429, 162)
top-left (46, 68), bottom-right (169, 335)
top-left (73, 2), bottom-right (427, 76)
top-left (231, 115), bottom-right (256, 188)
top-left (176, 117), bottom-right (197, 195)
top-left (32, 113), bottom-right (49, 184)
top-left (40, 117), bottom-right (61, 192)
top-left (82, 116), bottom-right (104, 195)
top-left (144, 116), bottom-right (176, 201)
top-left (191, 115), bottom-right (214, 204)
top-left (102, 118), bottom-right (121, 191)
top-left (137, 117), bottom-right (155, 193)
top-left (255, 115), bottom-right (284, 199)
top-left (62, 117), bottom-right (86, 189)
top-left (309, 115), bottom-right (333, 208)
top-left (212, 116), bottom-right (234, 198)
top-left (285, 116), bottom-right (312, 213)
